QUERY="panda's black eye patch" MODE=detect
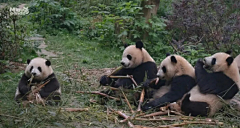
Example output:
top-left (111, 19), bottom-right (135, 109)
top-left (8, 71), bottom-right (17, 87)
top-left (30, 66), bottom-right (33, 72)
top-left (162, 66), bottom-right (167, 73)
top-left (211, 58), bottom-right (216, 65)
top-left (127, 55), bottom-right (132, 60)
top-left (38, 67), bottom-right (42, 72)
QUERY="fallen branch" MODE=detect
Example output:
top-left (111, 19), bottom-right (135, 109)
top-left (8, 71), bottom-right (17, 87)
top-left (137, 89), bottom-right (145, 112)
top-left (76, 91), bottom-right (121, 101)
top-left (120, 88), bottom-right (134, 114)
top-left (109, 87), bottom-right (120, 91)
top-left (111, 109), bottom-right (135, 127)
top-left (157, 121), bottom-right (224, 128)
top-left (133, 125), bottom-right (153, 128)
top-left (61, 108), bottom-right (89, 112)
top-left (109, 75), bottom-right (138, 87)
top-left (135, 117), bottom-right (179, 121)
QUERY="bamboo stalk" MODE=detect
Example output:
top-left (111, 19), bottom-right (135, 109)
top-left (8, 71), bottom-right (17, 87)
top-left (109, 87), bottom-right (120, 91)
top-left (32, 80), bottom-right (51, 93)
top-left (170, 111), bottom-right (184, 116)
top-left (157, 121), bottom-right (224, 128)
top-left (61, 108), bottom-right (89, 112)
top-left (142, 111), bottom-right (169, 117)
top-left (109, 108), bottom-right (135, 127)
top-left (135, 117), bottom-right (179, 121)
top-left (120, 88), bottom-right (134, 114)
top-left (107, 66), bottom-right (123, 77)
top-left (128, 75), bottom-right (138, 87)
top-left (137, 89), bottom-right (145, 112)
top-left (76, 91), bottom-right (121, 101)
top-left (109, 76), bottom-right (131, 79)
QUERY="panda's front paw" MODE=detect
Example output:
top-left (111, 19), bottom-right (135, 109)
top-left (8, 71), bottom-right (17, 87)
top-left (142, 79), bottom-right (151, 88)
top-left (197, 59), bottom-right (204, 65)
top-left (195, 59), bottom-right (204, 68)
top-left (100, 75), bottom-right (110, 86)
top-left (141, 101), bottom-right (154, 111)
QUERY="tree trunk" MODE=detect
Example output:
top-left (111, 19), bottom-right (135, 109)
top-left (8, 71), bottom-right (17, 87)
top-left (141, 0), bottom-right (160, 39)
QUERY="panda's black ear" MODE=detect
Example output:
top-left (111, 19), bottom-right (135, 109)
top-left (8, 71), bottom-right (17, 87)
top-left (225, 50), bottom-right (232, 55)
top-left (45, 60), bottom-right (51, 66)
top-left (27, 59), bottom-right (31, 64)
top-left (124, 43), bottom-right (129, 48)
top-left (166, 53), bottom-right (170, 57)
top-left (170, 56), bottom-right (177, 63)
top-left (136, 41), bottom-right (144, 50)
top-left (226, 56), bottom-right (233, 66)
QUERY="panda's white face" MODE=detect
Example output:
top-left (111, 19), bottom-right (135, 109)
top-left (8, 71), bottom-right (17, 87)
top-left (157, 56), bottom-right (176, 80)
top-left (121, 45), bottom-right (143, 68)
top-left (25, 58), bottom-right (53, 81)
top-left (157, 55), bottom-right (195, 81)
top-left (203, 52), bottom-right (230, 72)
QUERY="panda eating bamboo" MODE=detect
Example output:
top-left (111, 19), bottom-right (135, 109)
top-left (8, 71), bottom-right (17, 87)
top-left (15, 57), bottom-right (61, 105)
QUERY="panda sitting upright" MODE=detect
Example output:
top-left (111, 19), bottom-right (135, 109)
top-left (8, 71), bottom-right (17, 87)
top-left (100, 41), bottom-right (162, 89)
top-left (15, 57), bottom-right (61, 105)
top-left (141, 54), bottom-right (196, 111)
top-left (181, 52), bottom-right (240, 116)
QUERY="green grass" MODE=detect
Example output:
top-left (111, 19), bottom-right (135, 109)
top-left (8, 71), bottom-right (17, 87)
top-left (1, 1), bottom-right (240, 127)
top-left (46, 34), bottom-right (121, 69)
top-left (0, 34), bottom-right (125, 128)
top-left (1, 33), bottom-right (240, 128)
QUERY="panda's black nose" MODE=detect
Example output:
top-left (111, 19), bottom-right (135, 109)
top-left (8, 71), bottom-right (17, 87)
top-left (121, 62), bottom-right (125, 66)
top-left (32, 73), bottom-right (36, 76)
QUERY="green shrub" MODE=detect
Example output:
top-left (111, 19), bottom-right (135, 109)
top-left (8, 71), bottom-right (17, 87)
top-left (29, 0), bottom-right (81, 34)
top-left (0, 6), bottom-right (38, 73)
top-left (168, 0), bottom-right (240, 55)
top-left (79, 1), bottom-right (172, 59)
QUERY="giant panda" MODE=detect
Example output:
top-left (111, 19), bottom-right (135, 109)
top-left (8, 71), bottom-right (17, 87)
top-left (181, 52), bottom-right (240, 116)
top-left (100, 41), bottom-right (162, 89)
top-left (141, 54), bottom-right (196, 111)
top-left (15, 57), bottom-right (61, 105)
top-left (234, 54), bottom-right (240, 72)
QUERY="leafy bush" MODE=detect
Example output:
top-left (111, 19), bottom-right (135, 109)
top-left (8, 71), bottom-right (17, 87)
top-left (0, 7), bottom-right (27, 72)
top-left (79, 1), bottom-right (172, 58)
top-left (168, 0), bottom-right (240, 55)
top-left (29, 0), bottom-right (81, 34)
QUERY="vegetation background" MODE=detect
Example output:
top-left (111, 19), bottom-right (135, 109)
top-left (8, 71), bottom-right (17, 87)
top-left (1, 0), bottom-right (240, 127)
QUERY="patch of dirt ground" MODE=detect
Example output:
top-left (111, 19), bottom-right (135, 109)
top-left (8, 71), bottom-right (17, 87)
top-left (63, 67), bottom-right (116, 86)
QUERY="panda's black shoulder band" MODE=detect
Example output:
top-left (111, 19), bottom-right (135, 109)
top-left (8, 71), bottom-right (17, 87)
top-left (40, 73), bottom-right (56, 85)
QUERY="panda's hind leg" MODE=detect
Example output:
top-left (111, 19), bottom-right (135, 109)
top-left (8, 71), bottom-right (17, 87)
top-left (45, 92), bottom-right (61, 105)
top-left (181, 94), bottom-right (210, 116)
top-left (15, 94), bottom-right (28, 103)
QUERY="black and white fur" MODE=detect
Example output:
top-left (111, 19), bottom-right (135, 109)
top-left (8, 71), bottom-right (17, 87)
top-left (100, 41), bottom-right (159, 89)
top-left (15, 57), bottom-right (61, 104)
top-left (181, 52), bottom-right (240, 116)
top-left (141, 54), bottom-right (196, 111)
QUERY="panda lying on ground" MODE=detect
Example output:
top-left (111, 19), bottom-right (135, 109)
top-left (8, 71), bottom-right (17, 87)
top-left (100, 41), bottom-right (164, 89)
top-left (181, 52), bottom-right (240, 116)
top-left (15, 57), bottom-right (61, 105)
top-left (141, 54), bottom-right (196, 111)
